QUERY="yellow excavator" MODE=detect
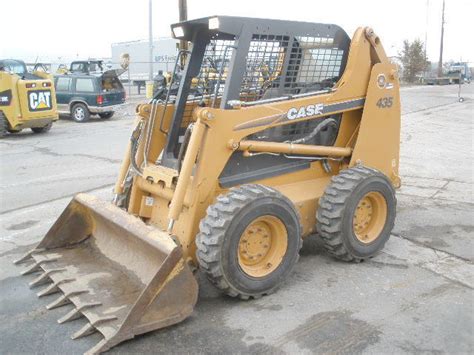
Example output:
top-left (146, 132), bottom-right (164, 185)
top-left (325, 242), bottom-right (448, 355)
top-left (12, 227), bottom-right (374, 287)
top-left (17, 16), bottom-right (400, 353)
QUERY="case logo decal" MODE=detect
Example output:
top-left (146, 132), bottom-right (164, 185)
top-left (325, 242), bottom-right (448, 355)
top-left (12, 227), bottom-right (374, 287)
top-left (287, 103), bottom-right (324, 120)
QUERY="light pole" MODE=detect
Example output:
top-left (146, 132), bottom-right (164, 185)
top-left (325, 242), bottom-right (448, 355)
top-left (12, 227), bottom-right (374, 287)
top-left (149, 0), bottom-right (154, 81)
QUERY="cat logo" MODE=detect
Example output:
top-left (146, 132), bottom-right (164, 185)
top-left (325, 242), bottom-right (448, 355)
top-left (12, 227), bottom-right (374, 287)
top-left (28, 90), bottom-right (52, 112)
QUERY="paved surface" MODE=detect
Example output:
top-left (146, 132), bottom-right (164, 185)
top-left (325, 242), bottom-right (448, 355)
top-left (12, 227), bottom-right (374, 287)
top-left (0, 85), bottom-right (472, 354)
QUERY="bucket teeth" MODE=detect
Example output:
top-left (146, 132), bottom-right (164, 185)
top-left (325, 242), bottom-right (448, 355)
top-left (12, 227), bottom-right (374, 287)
top-left (57, 302), bottom-right (102, 324)
top-left (37, 278), bottom-right (75, 297)
top-left (29, 268), bottom-right (66, 288)
top-left (46, 290), bottom-right (88, 310)
top-left (71, 323), bottom-right (96, 340)
top-left (21, 258), bottom-right (58, 275)
top-left (71, 316), bottom-right (117, 340)
top-left (57, 308), bottom-right (83, 324)
top-left (13, 248), bottom-right (45, 265)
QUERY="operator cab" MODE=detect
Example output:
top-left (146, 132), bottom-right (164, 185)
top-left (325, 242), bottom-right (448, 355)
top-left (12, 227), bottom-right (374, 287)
top-left (159, 16), bottom-right (351, 170)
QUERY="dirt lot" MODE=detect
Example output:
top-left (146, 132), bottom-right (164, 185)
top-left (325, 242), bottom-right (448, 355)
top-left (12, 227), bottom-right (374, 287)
top-left (0, 84), bottom-right (472, 354)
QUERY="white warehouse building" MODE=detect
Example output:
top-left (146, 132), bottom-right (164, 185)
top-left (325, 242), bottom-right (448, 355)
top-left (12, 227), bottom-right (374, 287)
top-left (111, 38), bottom-right (178, 80)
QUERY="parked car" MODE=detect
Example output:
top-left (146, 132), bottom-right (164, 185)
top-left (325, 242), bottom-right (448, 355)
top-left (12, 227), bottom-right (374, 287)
top-left (54, 70), bottom-right (125, 122)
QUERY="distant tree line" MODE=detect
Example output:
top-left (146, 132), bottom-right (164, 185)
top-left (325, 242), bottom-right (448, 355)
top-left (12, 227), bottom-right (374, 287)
top-left (399, 39), bottom-right (429, 83)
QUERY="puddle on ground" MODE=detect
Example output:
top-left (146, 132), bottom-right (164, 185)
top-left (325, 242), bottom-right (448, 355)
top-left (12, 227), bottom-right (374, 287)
top-left (6, 220), bottom-right (39, 231)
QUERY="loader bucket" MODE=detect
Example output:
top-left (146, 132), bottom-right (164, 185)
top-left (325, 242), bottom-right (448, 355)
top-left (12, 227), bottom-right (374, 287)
top-left (16, 193), bottom-right (198, 354)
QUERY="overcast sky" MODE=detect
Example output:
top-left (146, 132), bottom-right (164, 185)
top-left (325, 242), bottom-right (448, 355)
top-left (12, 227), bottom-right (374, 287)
top-left (0, 0), bottom-right (472, 64)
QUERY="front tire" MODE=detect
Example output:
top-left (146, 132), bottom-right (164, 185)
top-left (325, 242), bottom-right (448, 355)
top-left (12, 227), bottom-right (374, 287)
top-left (196, 184), bottom-right (302, 299)
top-left (31, 122), bottom-right (52, 134)
top-left (316, 166), bottom-right (396, 262)
top-left (71, 103), bottom-right (90, 122)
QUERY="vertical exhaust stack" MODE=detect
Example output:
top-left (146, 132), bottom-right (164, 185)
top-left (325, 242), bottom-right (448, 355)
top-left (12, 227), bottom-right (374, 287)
top-left (16, 193), bottom-right (198, 354)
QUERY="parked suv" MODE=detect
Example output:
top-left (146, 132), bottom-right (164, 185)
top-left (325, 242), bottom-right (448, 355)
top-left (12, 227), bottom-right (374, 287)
top-left (54, 70), bottom-right (125, 122)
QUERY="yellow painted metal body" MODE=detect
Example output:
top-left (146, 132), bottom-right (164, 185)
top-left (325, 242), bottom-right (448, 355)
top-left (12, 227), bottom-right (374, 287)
top-left (0, 69), bottom-right (58, 130)
top-left (122, 27), bottom-right (401, 266)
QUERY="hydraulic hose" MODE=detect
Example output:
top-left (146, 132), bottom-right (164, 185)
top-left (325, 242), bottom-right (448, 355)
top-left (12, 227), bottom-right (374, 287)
top-left (130, 119), bottom-right (145, 176)
top-left (288, 118), bottom-right (337, 145)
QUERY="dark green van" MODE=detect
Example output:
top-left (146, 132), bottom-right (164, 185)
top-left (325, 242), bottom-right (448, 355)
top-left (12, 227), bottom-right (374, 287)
top-left (54, 71), bottom-right (125, 122)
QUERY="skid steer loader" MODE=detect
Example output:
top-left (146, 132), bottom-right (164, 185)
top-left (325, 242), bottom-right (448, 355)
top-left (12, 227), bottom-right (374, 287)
top-left (16, 16), bottom-right (400, 353)
top-left (0, 59), bottom-right (58, 137)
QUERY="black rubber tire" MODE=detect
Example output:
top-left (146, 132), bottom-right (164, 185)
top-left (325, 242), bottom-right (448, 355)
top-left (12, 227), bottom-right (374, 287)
top-left (71, 103), bottom-right (90, 122)
top-left (31, 122), bottom-right (52, 134)
top-left (316, 166), bottom-right (396, 262)
top-left (99, 112), bottom-right (114, 119)
top-left (196, 184), bottom-right (302, 299)
top-left (0, 111), bottom-right (8, 137)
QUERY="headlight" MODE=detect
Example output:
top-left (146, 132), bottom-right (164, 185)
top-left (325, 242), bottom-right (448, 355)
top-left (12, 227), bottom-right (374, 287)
top-left (172, 26), bottom-right (185, 38)
top-left (208, 17), bottom-right (219, 30)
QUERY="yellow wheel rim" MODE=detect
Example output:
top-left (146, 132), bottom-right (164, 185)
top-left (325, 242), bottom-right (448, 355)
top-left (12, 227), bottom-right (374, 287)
top-left (352, 191), bottom-right (388, 244)
top-left (237, 215), bottom-right (288, 278)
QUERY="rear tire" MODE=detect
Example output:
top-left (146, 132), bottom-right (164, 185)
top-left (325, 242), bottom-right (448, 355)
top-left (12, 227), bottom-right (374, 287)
top-left (71, 103), bottom-right (90, 122)
top-left (196, 184), bottom-right (302, 299)
top-left (99, 112), bottom-right (114, 119)
top-left (0, 111), bottom-right (8, 137)
top-left (31, 122), bottom-right (52, 134)
top-left (316, 166), bottom-right (396, 262)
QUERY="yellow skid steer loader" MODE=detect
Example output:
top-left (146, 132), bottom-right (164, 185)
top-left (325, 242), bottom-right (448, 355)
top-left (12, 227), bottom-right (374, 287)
top-left (0, 60), bottom-right (58, 136)
top-left (17, 16), bottom-right (400, 353)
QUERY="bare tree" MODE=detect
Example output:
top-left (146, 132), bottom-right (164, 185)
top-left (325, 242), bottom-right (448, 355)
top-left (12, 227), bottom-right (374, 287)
top-left (399, 39), bottom-right (429, 83)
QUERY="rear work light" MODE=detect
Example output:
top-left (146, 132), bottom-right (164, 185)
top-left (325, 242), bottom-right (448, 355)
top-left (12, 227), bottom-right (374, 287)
top-left (97, 95), bottom-right (104, 105)
top-left (25, 83), bottom-right (37, 88)
top-left (42, 82), bottom-right (51, 87)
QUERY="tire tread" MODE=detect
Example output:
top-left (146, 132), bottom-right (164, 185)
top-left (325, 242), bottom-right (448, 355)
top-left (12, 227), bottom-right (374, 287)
top-left (316, 166), bottom-right (396, 262)
top-left (196, 184), bottom-right (302, 299)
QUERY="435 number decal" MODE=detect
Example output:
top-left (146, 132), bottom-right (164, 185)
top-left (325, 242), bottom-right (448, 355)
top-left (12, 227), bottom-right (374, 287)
top-left (376, 97), bottom-right (393, 108)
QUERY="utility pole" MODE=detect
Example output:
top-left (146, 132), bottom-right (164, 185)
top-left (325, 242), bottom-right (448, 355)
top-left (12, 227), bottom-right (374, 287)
top-left (178, 0), bottom-right (188, 60)
top-left (424, 0), bottom-right (429, 79)
top-left (424, 0), bottom-right (429, 57)
top-left (148, 0), bottom-right (154, 80)
top-left (437, 0), bottom-right (445, 77)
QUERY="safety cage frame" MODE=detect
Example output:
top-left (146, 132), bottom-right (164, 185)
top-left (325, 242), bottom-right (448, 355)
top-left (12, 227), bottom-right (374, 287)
top-left (162, 16), bottom-right (351, 168)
